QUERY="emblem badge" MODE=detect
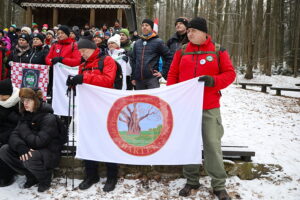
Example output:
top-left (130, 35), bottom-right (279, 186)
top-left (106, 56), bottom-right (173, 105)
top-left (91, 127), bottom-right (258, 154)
top-left (56, 49), bottom-right (60, 53)
top-left (206, 56), bottom-right (213, 62)
top-left (200, 59), bottom-right (206, 65)
top-left (143, 41), bottom-right (147, 46)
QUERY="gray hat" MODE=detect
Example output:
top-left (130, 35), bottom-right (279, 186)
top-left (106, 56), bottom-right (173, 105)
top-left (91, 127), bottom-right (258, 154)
top-left (77, 38), bottom-right (97, 50)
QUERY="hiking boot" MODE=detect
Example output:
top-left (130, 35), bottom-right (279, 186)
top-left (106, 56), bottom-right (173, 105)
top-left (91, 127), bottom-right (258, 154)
top-left (103, 177), bottom-right (117, 192)
top-left (213, 189), bottom-right (232, 200)
top-left (37, 182), bottom-right (50, 192)
top-left (179, 184), bottom-right (200, 197)
top-left (78, 177), bottom-right (99, 190)
top-left (23, 175), bottom-right (38, 188)
top-left (0, 177), bottom-right (14, 187)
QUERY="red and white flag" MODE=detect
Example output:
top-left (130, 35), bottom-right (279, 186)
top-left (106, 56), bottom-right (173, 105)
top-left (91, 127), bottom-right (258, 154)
top-left (10, 62), bottom-right (50, 98)
top-left (153, 18), bottom-right (159, 34)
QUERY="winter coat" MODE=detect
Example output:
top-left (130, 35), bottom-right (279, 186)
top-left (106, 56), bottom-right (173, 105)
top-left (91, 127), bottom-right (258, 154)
top-left (167, 32), bottom-right (188, 58)
top-left (79, 48), bottom-right (117, 88)
top-left (28, 45), bottom-right (49, 65)
top-left (45, 38), bottom-right (81, 67)
top-left (107, 48), bottom-right (131, 90)
top-left (0, 36), bottom-right (11, 51)
top-left (8, 46), bottom-right (31, 64)
top-left (8, 102), bottom-right (61, 169)
top-left (0, 88), bottom-right (20, 145)
top-left (167, 35), bottom-right (236, 110)
top-left (7, 32), bottom-right (18, 49)
top-left (132, 33), bottom-right (172, 81)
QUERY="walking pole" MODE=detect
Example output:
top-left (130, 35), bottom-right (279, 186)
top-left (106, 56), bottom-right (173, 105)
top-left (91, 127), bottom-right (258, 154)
top-left (71, 86), bottom-right (76, 190)
top-left (66, 85), bottom-right (72, 187)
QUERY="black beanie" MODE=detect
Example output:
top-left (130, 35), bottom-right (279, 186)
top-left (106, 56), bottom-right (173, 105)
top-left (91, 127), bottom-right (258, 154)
top-left (142, 19), bottom-right (154, 30)
top-left (58, 25), bottom-right (70, 36)
top-left (77, 38), bottom-right (97, 50)
top-left (32, 33), bottom-right (44, 43)
top-left (175, 17), bottom-right (189, 27)
top-left (18, 33), bottom-right (30, 43)
top-left (0, 79), bottom-right (13, 95)
top-left (188, 17), bottom-right (208, 33)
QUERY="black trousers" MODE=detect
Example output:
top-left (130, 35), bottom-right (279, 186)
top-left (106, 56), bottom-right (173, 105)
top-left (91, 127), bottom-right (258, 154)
top-left (84, 160), bottom-right (118, 179)
top-left (0, 158), bottom-right (15, 180)
top-left (135, 77), bottom-right (160, 90)
top-left (0, 145), bottom-right (52, 184)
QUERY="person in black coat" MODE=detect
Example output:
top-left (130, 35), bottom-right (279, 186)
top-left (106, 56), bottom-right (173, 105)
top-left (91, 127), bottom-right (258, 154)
top-left (0, 88), bottom-right (62, 192)
top-left (28, 33), bottom-right (49, 65)
top-left (7, 34), bottom-right (31, 64)
top-left (0, 79), bottom-right (20, 187)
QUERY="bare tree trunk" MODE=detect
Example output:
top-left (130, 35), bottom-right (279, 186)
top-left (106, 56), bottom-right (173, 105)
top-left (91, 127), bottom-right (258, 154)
top-left (194, 0), bottom-right (199, 17)
top-left (262, 0), bottom-right (272, 76)
top-left (244, 0), bottom-right (254, 79)
top-left (293, 1), bottom-right (300, 77)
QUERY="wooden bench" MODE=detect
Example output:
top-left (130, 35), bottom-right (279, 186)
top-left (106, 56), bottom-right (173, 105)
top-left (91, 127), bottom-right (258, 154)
top-left (270, 87), bottom-right (300, 96)
top-left (61, 145), bottom-right (255, 162)
top-left (239, 82), bottom-right (272, 93)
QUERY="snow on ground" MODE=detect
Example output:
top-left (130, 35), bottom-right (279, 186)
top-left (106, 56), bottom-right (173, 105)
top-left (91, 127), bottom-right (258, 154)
top-left (0, 75), bottom-right (299, 200)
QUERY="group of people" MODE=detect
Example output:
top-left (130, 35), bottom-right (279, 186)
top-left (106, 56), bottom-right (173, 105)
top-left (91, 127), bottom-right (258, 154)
top-left (0, 16), bottom-right (235, 200)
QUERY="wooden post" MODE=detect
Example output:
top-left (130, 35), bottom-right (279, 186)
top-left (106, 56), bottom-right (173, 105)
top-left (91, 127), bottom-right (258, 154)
top-left (117, 8), bottom-right (123, 25)
top-left (25, 7), bottom-right (32, 26)
top-left (53, 8), bottom-right (58, 27)
top-left (90, 8), bottom-right (95, 26)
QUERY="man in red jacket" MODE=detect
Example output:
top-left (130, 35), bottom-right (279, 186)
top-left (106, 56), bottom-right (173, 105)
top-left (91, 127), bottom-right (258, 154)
top-left (45, 25), bottom-right (81, 96)
top-left (66, 38), bottom-right (119, 192)
top-left (167, 17), bottom-right (235, 200)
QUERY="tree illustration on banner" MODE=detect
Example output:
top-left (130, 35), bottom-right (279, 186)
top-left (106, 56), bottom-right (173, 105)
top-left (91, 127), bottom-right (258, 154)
top-left (118, 103), bottom-right (162, 146)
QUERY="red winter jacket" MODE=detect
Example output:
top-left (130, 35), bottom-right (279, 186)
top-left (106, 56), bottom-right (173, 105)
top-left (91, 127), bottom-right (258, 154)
top-left (167, 36), bottom-right (236, 110)
top-left (45, 38), bottom-right (81, 67)
top-left (79, 48), bottom-right (117, 88)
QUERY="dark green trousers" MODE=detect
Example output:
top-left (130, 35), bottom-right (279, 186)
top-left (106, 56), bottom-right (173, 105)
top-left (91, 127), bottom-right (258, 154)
top-left (183, 108), bottom-right (227, 191)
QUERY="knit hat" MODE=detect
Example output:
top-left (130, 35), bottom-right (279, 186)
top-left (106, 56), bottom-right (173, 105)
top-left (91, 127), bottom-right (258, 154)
top-left (18, 33), bottom-right (30, 43)
top-left (46, 30), bottom-right (54, 37)
top-left (10, 24), bottom-right (17, 29)
top-left (32, 33), bottom-right (44, 43)
top-left (77, 38), bottom-right (97, 50)
top-left (0, 79), bottom-right (13, 95)
top-left (21, 26), bottom-right (32, 35)
top-left (104, 31), bottom-right (111, 37)
top-left (175, 17), bottom-right (189, 27)
top-left (187, 17), bottom-right (208, 33)
top-left (93, 31), bottom-right (104, 39)
top-left (107, 34), bottom-right (121, 47)
top-left (120, 28), bottom-right (130, 38)
top-left (58, 25), bottom-right (70, 36)
top-left (142, 19), bottom-right (154, 29)
top-left (32, 22), bottom-right (38, 29)
top-left (53, 26), bottom-right (59, 30)
top-left (42, 24), bottom-right (48, 29)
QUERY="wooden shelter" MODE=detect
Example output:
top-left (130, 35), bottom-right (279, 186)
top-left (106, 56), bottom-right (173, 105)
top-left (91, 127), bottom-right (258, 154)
top-left (12, 0), bottom-right (137, 31)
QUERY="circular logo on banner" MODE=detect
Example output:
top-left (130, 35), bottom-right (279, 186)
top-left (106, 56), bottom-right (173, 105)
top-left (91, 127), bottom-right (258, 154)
top-left (22, 69), bottom-right (39, 87)
top-left (107, 95), bottom-right (173, 156)
top-left (200, 59), bottom-right (206, 65)
top-left (206, 55), bottom-right (213, 62)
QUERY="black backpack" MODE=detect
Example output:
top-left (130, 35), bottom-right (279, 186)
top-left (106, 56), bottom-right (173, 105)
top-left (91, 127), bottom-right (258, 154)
top-left (54, 115), bottom-right (68, 145)
top-left (81, 54), bottom-right (123, 89)
top-left (98, 55), bottom-right (123, 90)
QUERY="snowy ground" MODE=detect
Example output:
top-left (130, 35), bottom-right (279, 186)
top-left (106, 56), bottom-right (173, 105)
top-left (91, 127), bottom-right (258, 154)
top-left (0, 75), bottom-right (299, 200)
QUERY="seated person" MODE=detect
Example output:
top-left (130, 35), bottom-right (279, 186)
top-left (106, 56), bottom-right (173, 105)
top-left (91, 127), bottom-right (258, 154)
top-left (0, 88), bottom-right (63, 192)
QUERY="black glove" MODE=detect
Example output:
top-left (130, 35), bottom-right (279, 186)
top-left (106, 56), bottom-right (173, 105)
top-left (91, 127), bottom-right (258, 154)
top-left (51, 57), bottom-right (63, 65)
top-left (66, 74), bottom-right (83, 86)
top-left (16, 144), bottom-right (30, 156)
top-left (122, 55), bottom-right (129, 63)
top-left (198, 75), bottom-right (215, 87)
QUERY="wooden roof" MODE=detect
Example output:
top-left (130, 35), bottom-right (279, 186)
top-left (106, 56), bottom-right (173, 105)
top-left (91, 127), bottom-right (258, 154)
top-left (13, 0), bottom-right (135, 9)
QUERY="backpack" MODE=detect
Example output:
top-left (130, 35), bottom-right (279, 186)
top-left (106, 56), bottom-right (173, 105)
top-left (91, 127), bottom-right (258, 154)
top-left (180, 42), bottom-right (221, 69)
top-left (81, 54), bottom-right (123, 89)
top-left (54, 115), bottom-right (68, 145)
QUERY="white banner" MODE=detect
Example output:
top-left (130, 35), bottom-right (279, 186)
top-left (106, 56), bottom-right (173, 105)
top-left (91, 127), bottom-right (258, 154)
top-left (76, 78), bottom-right (204, 165)
top-left (52, 63), bottom-right (79, 116)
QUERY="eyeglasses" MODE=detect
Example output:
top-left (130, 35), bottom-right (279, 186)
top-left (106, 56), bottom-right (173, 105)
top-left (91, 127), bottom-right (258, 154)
top-left (20, 98), bottom-right (33, 103)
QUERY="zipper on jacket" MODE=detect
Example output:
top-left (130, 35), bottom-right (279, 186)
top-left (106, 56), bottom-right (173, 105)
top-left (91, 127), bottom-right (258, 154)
top-left (194, 46), bottom-right (200, 77)
top-left (141, 44), bottom-right (146, 80)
